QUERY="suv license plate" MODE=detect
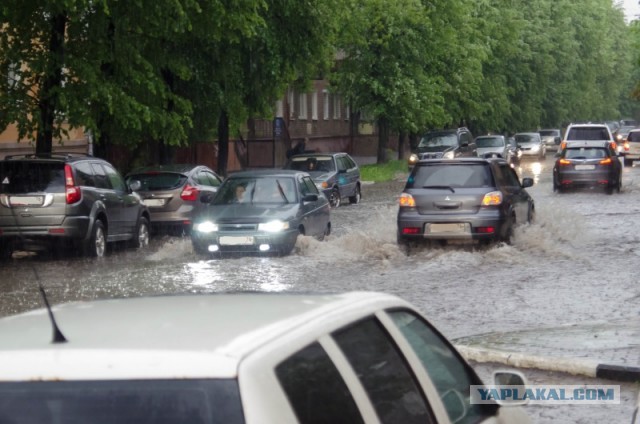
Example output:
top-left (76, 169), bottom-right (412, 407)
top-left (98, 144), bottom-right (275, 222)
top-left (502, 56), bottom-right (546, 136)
top-left (220, 236), bottom-right (255, 246)
top-left (427, 223), bottom-right (470, 234)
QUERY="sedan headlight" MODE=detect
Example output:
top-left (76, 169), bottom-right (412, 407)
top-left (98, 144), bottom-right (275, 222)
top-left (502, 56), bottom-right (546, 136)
top-left (194, 221), bottom-right (218, 233)
top-left (258, 220), bottom-right (290, 232)
top-left (531, 144), bottom-right (540, 152)
top-left (443, 151), bottom-right (455, 159)
top-left (408, 154), bottom-right (419, 165)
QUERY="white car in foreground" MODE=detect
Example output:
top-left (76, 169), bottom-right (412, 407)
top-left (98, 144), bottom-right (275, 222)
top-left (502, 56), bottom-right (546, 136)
top-left (0, 292), bottom-right (530, 423)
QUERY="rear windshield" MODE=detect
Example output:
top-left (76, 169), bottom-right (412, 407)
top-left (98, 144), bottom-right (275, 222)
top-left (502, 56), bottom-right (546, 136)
top-left (628, 131), bottom-right (640, 142)
top-left (127, 172), bottom-right (188, 190)
top-left (566, 128), bottom-right (610, 141)
top-left (285, 156), bottom-right (335, 172)
top-left (539, 130), bottom-right (559, 137)
top-left (0, 379), bottom-right (244, 424)
top-left (563, 147), bottom-right (607, 159)
top-left (408, 164), bottom-right (493, 188)
top-left (475, 137), bottom-right (504, 148)
top-left (0, 161), bottom-right (65, 194)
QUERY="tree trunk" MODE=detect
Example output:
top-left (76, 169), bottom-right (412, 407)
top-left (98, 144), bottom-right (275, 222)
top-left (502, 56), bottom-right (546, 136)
top-left (409, 133), bottom-right (419, 150)
top-left (377, 116), bottom-right (389, 164)
top-left (36, 13), bottom-right (67, 155)
top-left (398, 131), bottom-right (406, 160)
top-left (217, 110), bottom-right (230, 177)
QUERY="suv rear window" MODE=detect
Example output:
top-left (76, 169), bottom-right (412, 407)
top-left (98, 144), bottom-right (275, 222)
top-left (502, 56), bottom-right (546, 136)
top-left (408, 164), bottom-right (493, 188)
top-left (0, 162), bottom-right (65, 194)
top-left (0, 379), bottom-right (244, 424)
top-left (627, 131), bottom-right (640, 142)
top-left (128, 172), bottom-right (188, 190)
top-left (564, 147), bottom-right (607, 159)
top-left (566, 128), bottom-right (610, 140)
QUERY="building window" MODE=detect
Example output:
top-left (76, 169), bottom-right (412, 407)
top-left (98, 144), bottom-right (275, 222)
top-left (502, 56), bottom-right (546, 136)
top-left (298, 93), bottom-right (307, 119)
top-left (333, 95), bottom-right (341, 120)
top-left (323, 90), bottom-right (329, 120)
top-left (288, 89), bottom-right (295, 120)
top-left (311, 92), bottom-right (318, 121)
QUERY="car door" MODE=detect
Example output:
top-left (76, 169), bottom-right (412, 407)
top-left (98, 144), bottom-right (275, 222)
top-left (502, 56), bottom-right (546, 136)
top-left (343, 155), bottom-right (360, 198)
top-left (90, 162), bottom-right (125, 237)
top-left (298, 175), bottom-right (327, 237)
top-left (103, 163), bottom-right (140, 236)
top-left (496, 164), bottom-right (530, 221)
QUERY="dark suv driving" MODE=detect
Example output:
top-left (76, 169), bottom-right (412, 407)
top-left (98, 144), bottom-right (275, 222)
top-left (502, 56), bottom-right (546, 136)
top-left (408, 127), bottom-right (476, 167)
top-left (397, 158), bottom-right (534, 248)
top-left (0, 153), bottom-right (151, 259)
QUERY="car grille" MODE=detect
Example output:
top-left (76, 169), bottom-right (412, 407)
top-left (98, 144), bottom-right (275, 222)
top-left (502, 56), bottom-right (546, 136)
top-left (419, 152), bottom-right (444, 159)
top-left (218, 223), bottom-right (258, 232)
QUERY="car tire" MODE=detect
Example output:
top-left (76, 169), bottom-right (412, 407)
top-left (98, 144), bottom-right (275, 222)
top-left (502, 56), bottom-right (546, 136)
top-left (329, 188), bottom-right (341, 208)
top-left (84, 220), bottom-right (106, 258)
top-left (349, 185), bottom-right (361, 204)
top-left (192, 241), bottom-right (208, 256)
top-left (318, 222), bottom-right (331, 241)
top-left (130, 216), bottom-right (150, 249)
top-left (0, 244), bottom-right (12, 261)
top-left (501, 215), bottom-right (515, 245)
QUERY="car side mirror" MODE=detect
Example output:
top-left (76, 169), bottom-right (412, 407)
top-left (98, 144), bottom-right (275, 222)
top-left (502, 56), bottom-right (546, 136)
top-left (303, 193), bottom-right (319, 202)
top-left (554, 152), bottom-right (562, 158)
top-left (461, 141), bottom-right (469, 147)
top-left (554, 136), bottom-right (561, 143)
top-left (128, 180), bottom-right (141, 192)
top-left (521, 177), bottom-right (534, 188)
top-left (441, 389), bottom-right (467, 422)
top-left (491, 370), bottom-right (529, 406)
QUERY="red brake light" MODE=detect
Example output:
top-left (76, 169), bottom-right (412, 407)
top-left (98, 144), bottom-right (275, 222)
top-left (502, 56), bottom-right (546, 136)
top-left (64, 164), bottom-right (81, 204)
top-left (181, 184), bottom-right (199, 201)
top-left (623, 141), bottom-right (630, 151)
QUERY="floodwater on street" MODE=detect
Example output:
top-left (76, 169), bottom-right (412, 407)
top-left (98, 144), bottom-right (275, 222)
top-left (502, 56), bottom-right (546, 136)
top-left (1, 154), bottom-right (639, 423)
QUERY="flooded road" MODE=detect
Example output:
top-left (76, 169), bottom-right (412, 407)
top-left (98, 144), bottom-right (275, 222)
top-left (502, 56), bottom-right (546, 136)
top-left (1, 155), bottom-right (638, 422)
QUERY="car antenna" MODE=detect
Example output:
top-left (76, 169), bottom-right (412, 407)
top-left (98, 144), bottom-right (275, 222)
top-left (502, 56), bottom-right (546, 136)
top-left (3, 177), bottom-right (68, 344)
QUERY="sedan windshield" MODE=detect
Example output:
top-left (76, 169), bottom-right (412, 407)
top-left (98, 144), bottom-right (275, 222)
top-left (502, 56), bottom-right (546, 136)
top-left (418, 133), bottom-right (458, 148)
top-left (0, 379), bottom-right (244, 424)
top-left (515, 134), bottom-right (538, 144)
top-left (213, 177), bottom-right (296, 205)
top-left (475, 137), bottom-right (504, 148)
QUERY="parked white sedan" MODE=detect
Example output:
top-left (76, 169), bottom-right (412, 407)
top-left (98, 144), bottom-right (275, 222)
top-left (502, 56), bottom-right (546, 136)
top-left (0, 292), bottom-right (530, 423)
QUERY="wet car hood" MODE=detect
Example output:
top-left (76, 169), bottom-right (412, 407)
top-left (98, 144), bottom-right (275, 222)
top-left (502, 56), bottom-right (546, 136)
top-left (476, 146), bottom-right (505, 155)
top-left (202, 203), bottom-right (299, 222)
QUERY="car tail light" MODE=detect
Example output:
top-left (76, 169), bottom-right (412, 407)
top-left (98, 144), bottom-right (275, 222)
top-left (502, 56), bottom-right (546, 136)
top-left (610, 141), bottom-right (618, 151)
top-left (399, 193), bottom-right (416, 207)
top-left (476, 226), bottom-right (495, 234)
top-left (402, 227), bottom-right (421, 235)
top-left (181, 184), bottom-right (199, 201)
top-left (560, 141), bottom-right (567, 150)
top-left (481, 191), bottom-right (502, 206)
top-left (558, 159), bottom-right (571, 165)
top-left (599, 158), bottom-right (612, 165)
top-left (623, 141), bottom-right (630, 152)
top-left (64, 164), bottom-right (82, 204)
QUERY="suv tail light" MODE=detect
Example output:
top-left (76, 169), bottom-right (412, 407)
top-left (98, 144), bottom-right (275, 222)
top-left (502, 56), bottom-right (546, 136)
top-left (623, 141), bottom-right (630, 152)
top-left (64, 164), bottom-right (82, 204)
top-left (481, 191), bottom-right (503, 206)
top-left (399, 193), bottom-right (416, 207)
top-left (181, 184), bottom-right (199, 202)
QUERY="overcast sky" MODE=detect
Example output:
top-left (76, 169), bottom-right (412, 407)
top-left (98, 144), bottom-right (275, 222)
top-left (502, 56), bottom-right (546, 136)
top-left (621, 0), bottom-right (640, 22)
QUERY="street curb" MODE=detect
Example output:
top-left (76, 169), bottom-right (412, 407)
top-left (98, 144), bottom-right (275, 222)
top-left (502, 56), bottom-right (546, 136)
top-left (455, 345), bottom-right (640, 382)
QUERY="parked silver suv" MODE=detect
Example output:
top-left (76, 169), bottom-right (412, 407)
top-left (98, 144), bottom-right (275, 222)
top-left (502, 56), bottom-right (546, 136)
top-left (0, 153), bottom-right (150, 259)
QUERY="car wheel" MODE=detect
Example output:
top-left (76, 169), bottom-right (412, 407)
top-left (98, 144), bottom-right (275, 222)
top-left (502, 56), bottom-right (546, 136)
top-left (528, 206), bottom-right (535, 224)
top-left (192, 240), bottom-right (208, 256)
top-left (131, 216), bottom-right (150, 248)
top-left (318, 222), bottom-right (331, 241)
top-left (329, 188), bottom-right (341, 208)
top-left (84, 220), bottom-right (106, 258)
top-left (501, 215), bottom-right (515, 245)
top-left (0, 244), bottom-right (12, 261)
top-left (397, 234), bottom-right (411, 255)
top-left (349, 185), bottom-right (361, 204)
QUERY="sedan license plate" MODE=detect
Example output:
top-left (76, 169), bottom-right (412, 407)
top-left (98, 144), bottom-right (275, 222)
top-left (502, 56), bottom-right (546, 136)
top-left (427, 223), bottom-right (470, 234)
top-left (574, 164), bottom-right (595, 171)
top-left (219, 236), bottom-right (255, 246)
top-left (143, 198), bottom-right (166, 207)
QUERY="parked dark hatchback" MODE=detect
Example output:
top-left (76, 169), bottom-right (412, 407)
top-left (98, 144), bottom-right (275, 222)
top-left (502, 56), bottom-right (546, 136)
top-left (553, 141), bottom-right (622, 194)
top-left (408, 127), bottom-right (476, 167)
top-left (191, 170), bottom-right (331, 256)
top-left (0, 153), bottom-right (150, 259)
top-left (126, 164), bottom-right (222, 235)
top-left (283, 152), bottom-right (361, 208)
top-left (397, 158), bottom-right (534, 248)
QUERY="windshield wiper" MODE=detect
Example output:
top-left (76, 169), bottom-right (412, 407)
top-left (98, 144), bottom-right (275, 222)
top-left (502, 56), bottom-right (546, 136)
top-left (422, 185), bottom-right (455, 193)
top-left (275, 179), bottom-right (289, 203)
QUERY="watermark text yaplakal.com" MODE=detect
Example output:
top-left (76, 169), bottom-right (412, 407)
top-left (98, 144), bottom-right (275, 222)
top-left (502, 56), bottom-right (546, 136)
top-left (471, 385), bottom-right (620, 405)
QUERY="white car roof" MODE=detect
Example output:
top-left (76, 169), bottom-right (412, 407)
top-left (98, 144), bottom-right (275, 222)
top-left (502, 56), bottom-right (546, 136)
top-left (0, 292), bottom-right (410, 381)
